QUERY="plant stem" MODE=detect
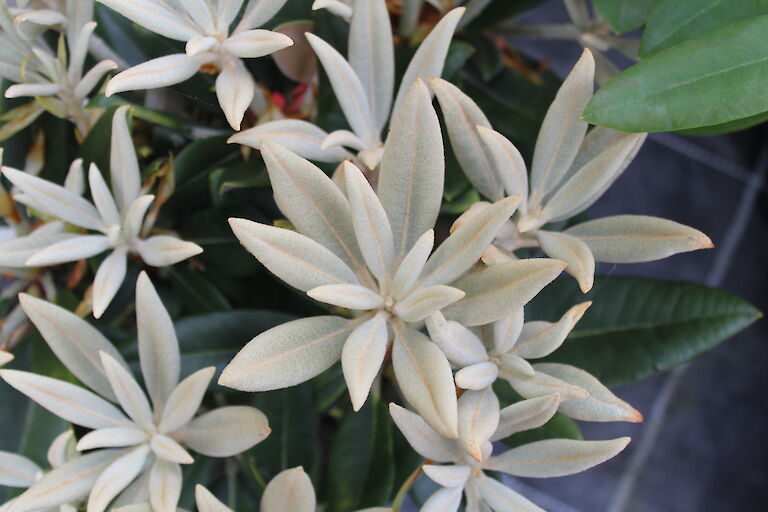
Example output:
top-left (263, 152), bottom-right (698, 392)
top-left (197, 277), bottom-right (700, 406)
top-left (392, 462), bottom-right (428, 512)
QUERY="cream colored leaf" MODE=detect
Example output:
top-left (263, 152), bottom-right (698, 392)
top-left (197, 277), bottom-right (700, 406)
top-left (0, 370), bottom-right (129, 429)
top-left (491, 394), bottom-right (560, 441)
top-left (565, 215), bottom-right (713, 263)
top-left (175, 406), bottom-right (270, 457)
top-left (430, 78), bottom-right (502, 201)
top-left (537, 230), bottom-right (594, 292)
top-left (223, 29), bottom-right (293, 58)
top-left (342, 313), bottom-right (389, 411)
top-left (0, 451), bottom-right (40, 487)
top-left (422, 464), bottom-right (470, 488)
top-left (421, 485), bottom-right (463, 512)
top-left (477, 126), bottom-right (529, 213)
top-left (134, 235), bottom-right (203, 267)
top-left (106, 54), bottom-right (209, 97)
top-left (0, 350), bottom-right (12, 367)
top-left (216, 60), bottom-right (255, 130)
top-left (392, 328), bottom-right (458, 439)
top-left (149, 459), bottom-right (181, 512)
top-left (135, 271), bottom-right (180, 411)
top-left (46, 430), bottom-right (74, 468)
top-left (534, 363), bottom-right (643, 423)
top-left (477, 476), bottom-right (545, 512)
top-left (529, 49), bottom-right (594, 203)
top-left (100, 352), bottom-right (154, 429)
top-left (97, 0), bottom-right (200, 41)
top-left (425, 311), bottom-right (487, 367)
top-left (179, 0), bottom-right (215, 33)
top-left (454, 361), bottom-right (498, 390)
top-left (307, 283), bottom-right (383, 310)
top-left (483, 437), bottom-right (630, 477)
top-left (388, 403), bottom-right (460, 462)
top-left (195, 485), bottom-right (233, 512)
top-left (159, 367), bottom-right (216, 433)
top-left (419, 196), bottom-right (520, 288)
top-left (219, 316), bottom-right (354, 391)
top-left (18, 293), bottom-right (127, 401)
top-left (259, 142), bottom-right (364, 270)
top-left (305, 32), bottom-right (376, 145)
top-left (88, 163), bottom-right (119, 227)
top-left (3, 167), bottom-right (104, 231)
top-left (236, 0), bottom-right (290, 32)
top-left (261, 467), bottom-right (316, 512)
top-left (122, 195), bottom-right (155, 240)
top-left (321, 129), bottom-right (366, 151)
top-left (92, 247), bottom-right (127, 319)
top-left (150, 434), bottom-right (193, 464)
top-left (391, 229), bottom-right (434, 300)
top-left (492, 308), bottom-right (524, 355)
top-left (443, 259), bottom-right (565, 327)
top-left (514, 302), bottom-right (591, 359)
top-left (229, 120), bottom-right (351, 162)
top-left (75, 60), bottom-right (119, 99)
top-left (503, 366), bottom-right (587, 401)
top-left (500, 353), bottom-right (535, 377)
top-left (378, 80), bottom-right (444, 261)
top-left (392, 7), bottom-right (465, 118)
top-left (394, 285), bottom-right (464, 323)
top-left (75, 427), bottom-right (145, 452)
top-left (0, 232), bottom-right (76, 268)
top-left (186, 35), bottom-right (219, 57)
top-left (458, 388), bottom-right (500, 461)
top-left (87, 444), bottom-right (151, 512)
top-left (109, 106), bottom-right (142, 212)
top-left (25, 235), bottom-right (109, 267)
top-left (312, 0), bottom-right (353, 20)
top-left (10, 450), bottom-right (119, 512)
top-left (344, 162), bottom-right (395, 281)
top-left (5, 84), bottom-right (62, 98)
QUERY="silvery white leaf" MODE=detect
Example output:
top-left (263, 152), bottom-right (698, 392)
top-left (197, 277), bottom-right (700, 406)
top-left (514, 302), bottom-right (591, 359)
top-left (398, 0), bottom-right (422, 36)
top-left (106, 54), bottom-right (210, 96)
top-left (175, 406), bottom-right (270, 457)
top-left (76, 427), bottom-right (147, 451)
top-left (122, 195), bottom-right (155, 240)
top-left (0, 232), bottom-right (76, 268)
top-left (236, 0), bottom-right (290, 33)
top-left (195, 485), bottom-right (234, 512)
top-left (483, 437), bottom-right (630, 477)
top-left (529, 49), bottom-right (594, 203)
top-left (134, 235), bottom-right (203, 267)
top-left (9, 450), bottom-right (120, 512)
top-left (457, 388), bottom-right (500, 461)
top-left (46, 430), bottom-right (74, 468)
top-left (110, 470), bottom-right (151, 510)
top-left (392, 328), bottom-right (458, 439)
top-left (390, 229), bottom-right (434, 300)
top-left (260, 142), bottom-right (364, 270)
top-left (454, 361), bottom-right (498, 390)
top-left (349, 0), bottom-right (394, 130)
top-left (391, 7), bottom-right (465, 118)
top-left (150, 434), bottom-right (193, 464)
top-left (502, 367), bottom-right (587, 401)
top-left (229, 218), bottom-right (358, 291)
top-left (100, 352), bottom-right (154, 429)
top-left (65, 159), bottom-right (85, 195)
top-left (0, 350), bottom-right (12, 367)
top-left (0, 370), bottom-right (129, 429)
top-left (307, 283), bottom-right (383, 310)
top-left (110, 106), bottom-right (142, 212)
top-left (312, 0), bottom-right (353, 20)
top-left (220, 316), bottom-right (355, 391)
top-left (25, 235), bottom-right (109, 266)
top-left (499, 353), bottom-right (535, 377)
top-left (5, 83), bottom-right (62, 98)
top-left (98, 0), bottom-right (200, 41)
top-left (186, 35), bottom-right (218, 57)
top-left (565, 215), bottom-right (713, 263)
top-left (536, 230), bottom-right (595, 292)
top-left (321, 129), bottom-right (366, 151)
top-left (422, 464), bottom-right (471, 488)
top-left (261, 466), bottom-right (316, 512)
top-left (305, 32), bottom-right (377, 145)
top-left (342, 312), bottom-right (389, 411)
top-left (135, 272), bottom-right (180, 412)
top-left (422, 485), bottom-right (463, 512)
top-left (477, 126), bottom-right (529, 213)
top-left (539, 133), bottom-right (645, 222)
top-left (378, 80), bottom-right (444, 262)
top-left (88, 165), bottom-right (119, 228)
top-left (425, 311), bottom-right (487, 367)
top-left (430, 78), bottom-right (502, 201)
top-left (18, 293), bottom-right (127, 401)
top-left (491, 394), bottom-right (560, 441)
top-left (534, 363), bottom-right (643, 423)
top-left (229, 120), bottom-right (351, 162)
top-left (149, 459), bottom-right (182, 512)
top-left (419, 196), bottom-right (520, 289)
top-left (92, 247), bottom-right (127, 319)
top-left (344, 162), bottom-right (395, 281)
top-left (2, 167), bottom-right (105, 231)
top-left (0, 451), bottom-right (40, 487)
top-left (564, 126), bottom-right (622, 185)
top-left (443, 259), bottom-right (565, 327)
top-left (87, 444), bottom-right (151, 512)
top-left (388, 403), bottom-right (460, 462)
top-left (216, 59), bottom-right (255, 130)
top-left (179, 0), bottom-right (215, 34)
top-left (159, 367), bottom-right (216, 433)
top-left (477, 476), bottom-right (546, 512)
top-left (13, 10), bottom-right (67, 40)
top-left (74, 60), bottom-right (119, 98)
top-left (492, 308), bottom-right (524, 355)
top-left (394, 285), bottom-right (465, 323)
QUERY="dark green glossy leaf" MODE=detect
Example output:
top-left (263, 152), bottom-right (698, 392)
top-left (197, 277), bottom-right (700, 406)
top-left (166, 265), bottom-right (232, 314)
top-left (313, 363), bottom-right (348, 412)
top-left (584, 16), bottom-right (768, 132)
top-left (328, 402), bottom-right (375, 512)
top-left (359, 399), bottom-right (396, 508)
top-left (593, 0), bottom-right (656, 34)
top-left (463, 0), bottom-right (548, 31)
top-left (675, 109), bottom-right (768, 136)
top-left (640, 0), bottom-right (768, 57)
top-left (526, 276), bottom-right (761, 387)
